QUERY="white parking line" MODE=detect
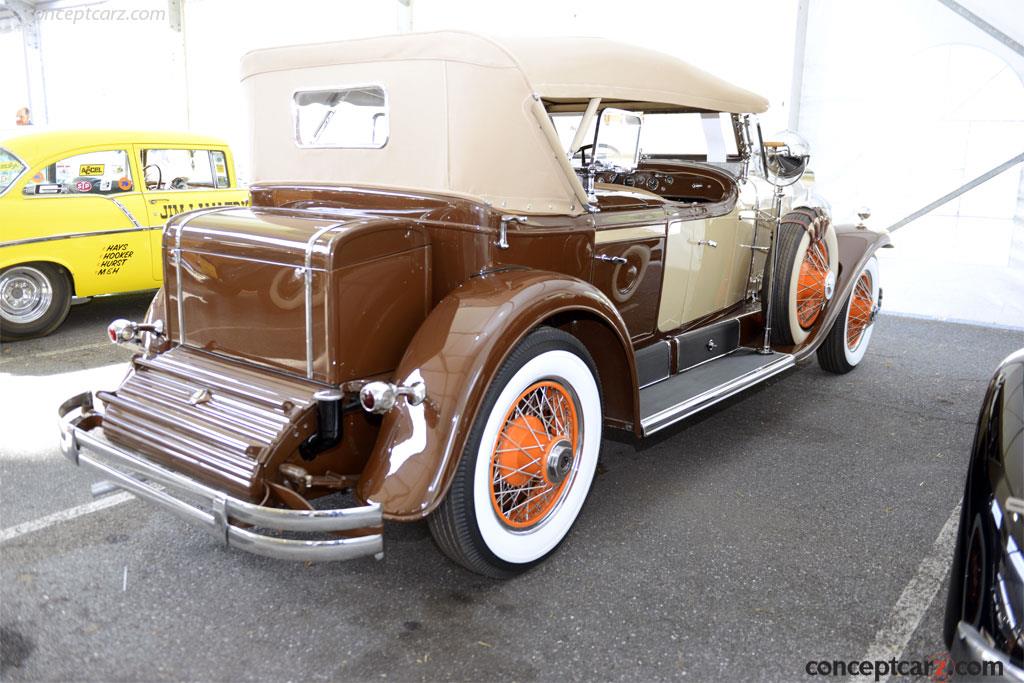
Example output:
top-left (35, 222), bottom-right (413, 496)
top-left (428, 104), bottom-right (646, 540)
top-left (0, 492), bottom-right (133, 544)
top-left (849, 501), bottom-right (962, 683)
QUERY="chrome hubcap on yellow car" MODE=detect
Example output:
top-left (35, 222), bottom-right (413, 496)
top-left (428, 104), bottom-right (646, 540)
top-left (0, 266), bottom-right (52, 324)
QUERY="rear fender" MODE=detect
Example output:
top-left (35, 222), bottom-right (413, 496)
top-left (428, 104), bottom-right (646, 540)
top-left (356, 269), bottom-right (637, 520)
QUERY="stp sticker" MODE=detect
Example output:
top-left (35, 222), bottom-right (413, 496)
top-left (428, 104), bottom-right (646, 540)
top-left (79, 164), bottom-right (105, 176)
top-left (75, 180), bottom-right (93, 193)
top-left (117, 177), bottom-right (133, 191)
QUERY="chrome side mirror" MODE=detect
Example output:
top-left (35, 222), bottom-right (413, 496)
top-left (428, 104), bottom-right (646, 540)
top-left (763, 130), bottom-right (810, 187)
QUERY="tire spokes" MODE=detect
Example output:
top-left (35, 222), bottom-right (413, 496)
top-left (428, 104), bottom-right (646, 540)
top-left (490, 381), bottom-right (579, 529)
top-left (796, 237), bottom-right (830, 330)
top-left (847, 271), bottom-right (874, 350)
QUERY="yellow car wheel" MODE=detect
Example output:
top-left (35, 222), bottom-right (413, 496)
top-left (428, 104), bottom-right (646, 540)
top-left (0, 263), bottom-right (72, 342)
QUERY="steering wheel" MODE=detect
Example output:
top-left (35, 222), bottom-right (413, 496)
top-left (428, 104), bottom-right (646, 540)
top-left (170, 176), bottom-right (189, 190)
top-left (143, 164), bottom-right (162, 190)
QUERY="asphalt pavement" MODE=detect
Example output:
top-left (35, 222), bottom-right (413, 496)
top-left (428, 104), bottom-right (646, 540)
top-left (1, 296), bottom-right (1022, 682)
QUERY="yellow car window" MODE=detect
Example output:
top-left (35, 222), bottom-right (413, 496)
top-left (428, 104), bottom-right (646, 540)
top-left (141, 148), bottom-right (221, 191)
top-left (0, 148), bottom-right (26, 194)
top-left (24, 149), bottom-right (135, 196)
top-left (210, 150), bottom-right (230, 188)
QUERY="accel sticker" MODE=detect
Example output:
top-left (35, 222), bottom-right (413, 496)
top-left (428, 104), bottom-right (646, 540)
top-left (0, 161), bottom-right (21, 172)
top-left (75, 180), bottom-right (93, 193)
top-left (117, 177), bottom-right (133, 191)
top-left (80, 163), bottom-right (104, 176)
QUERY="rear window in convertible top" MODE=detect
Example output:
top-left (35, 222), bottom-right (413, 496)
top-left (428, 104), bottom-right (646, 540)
top-left (293, 85), bottom-right (389, 149)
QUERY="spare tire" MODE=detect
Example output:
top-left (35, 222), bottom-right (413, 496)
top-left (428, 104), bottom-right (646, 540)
top-left (763, 207), bottom-right (838, 346)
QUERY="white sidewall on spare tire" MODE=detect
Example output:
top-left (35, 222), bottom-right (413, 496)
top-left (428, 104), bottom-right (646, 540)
top-left (843, 256), bottom-right (880, 367)
top-left (785, 225), bottom-right (839, 344)
top-left (472, 349), bottom-right (601, 564)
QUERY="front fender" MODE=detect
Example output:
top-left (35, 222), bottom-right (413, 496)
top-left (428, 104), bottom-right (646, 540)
top-left (356, 268), bottom-right (636, 520)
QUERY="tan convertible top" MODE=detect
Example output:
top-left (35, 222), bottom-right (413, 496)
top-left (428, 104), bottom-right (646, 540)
top-left (242, 31), bottom-right (767, 215)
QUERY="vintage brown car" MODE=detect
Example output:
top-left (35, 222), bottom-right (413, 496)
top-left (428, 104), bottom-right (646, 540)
top-left (58, 32), bottom-right (890, 577)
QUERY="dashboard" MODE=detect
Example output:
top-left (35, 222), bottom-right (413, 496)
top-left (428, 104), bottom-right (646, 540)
top-left (590, 165), bottom-right (730, 204)
top-left (596, 170), bottom-right (676, 194)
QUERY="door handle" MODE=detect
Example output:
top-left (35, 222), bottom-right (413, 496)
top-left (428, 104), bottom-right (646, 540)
top-left (149, 198), bottom-right (169, 204)
top-left (697, 240), bottom-right (718, 248)
top-left (594, 254), bottom-right (627, 265)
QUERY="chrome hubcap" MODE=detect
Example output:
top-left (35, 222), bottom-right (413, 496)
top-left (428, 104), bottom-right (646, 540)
top-left (0, 267), bottom-right (52, 324)
top-left (544, 438), bottom-right (574, 485)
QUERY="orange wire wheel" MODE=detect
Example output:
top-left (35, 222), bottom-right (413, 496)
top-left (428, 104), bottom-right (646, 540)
top-left (795, 237), bottom-right (831, 330)
top-left (489, 380), bottom-right (580, 530)
top-left (846, 270), bottom-right (874, 351)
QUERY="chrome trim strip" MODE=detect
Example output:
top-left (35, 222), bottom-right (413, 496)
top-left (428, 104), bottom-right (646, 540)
top-left (304, 222), bottom-right (346, 379)
top-left (107, 197), bottom-right (143, 229)
top-left (641, 352), bottom-right (795, 435)
top-left (0, 225), bottom-right (157, 250)
top-left (174, 224), bottom-right (184, 344)
top-left (58, 392), bottom-right (384, 562)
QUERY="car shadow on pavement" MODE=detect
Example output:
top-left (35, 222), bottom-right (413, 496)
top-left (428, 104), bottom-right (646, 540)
top-left (0, 291), bottom-right (154, 376)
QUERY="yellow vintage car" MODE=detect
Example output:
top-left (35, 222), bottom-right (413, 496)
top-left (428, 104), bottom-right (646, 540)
top-left (0, 129), bottom-right (249, 340)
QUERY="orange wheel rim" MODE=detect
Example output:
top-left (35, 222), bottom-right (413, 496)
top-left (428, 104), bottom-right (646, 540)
top-left (847, 271), bottom-right (874, 350)
top-left (796, 237), bottom-right (831, 329)
top-left (489, 381), bottom-right (579, 530)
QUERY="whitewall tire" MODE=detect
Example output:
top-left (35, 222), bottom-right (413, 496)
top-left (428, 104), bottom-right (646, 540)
top-left (817, 256), bottom-right (880, 374)
top-left (428, 327), bottom-right (602, 577)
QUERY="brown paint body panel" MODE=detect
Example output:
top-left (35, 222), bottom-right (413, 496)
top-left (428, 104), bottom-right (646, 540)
top-left (355, 268), bottom-right (637, 520)
top-left (162, 204), bottom-right (433, 383)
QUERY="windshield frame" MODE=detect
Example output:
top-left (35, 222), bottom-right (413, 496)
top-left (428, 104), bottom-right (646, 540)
top-left (0, 147), bottom-right (28, 198)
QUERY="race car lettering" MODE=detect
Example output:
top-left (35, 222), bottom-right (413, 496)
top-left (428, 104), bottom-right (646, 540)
top-left (80, 164), bottom-right (104, 176)
top-left (96, 242), bottom-right (135, 276)
top-left (157, 198), bottom-right (249, 220)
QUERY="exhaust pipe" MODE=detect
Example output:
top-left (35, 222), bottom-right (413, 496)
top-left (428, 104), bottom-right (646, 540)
top-left (299, 389), bottom-right (343, 460)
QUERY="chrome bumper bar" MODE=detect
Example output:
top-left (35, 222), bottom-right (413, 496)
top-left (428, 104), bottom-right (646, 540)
top-left (57, 392), bottom-right (384, 562)
top-left (951, 622), bottom-right (1024, 682)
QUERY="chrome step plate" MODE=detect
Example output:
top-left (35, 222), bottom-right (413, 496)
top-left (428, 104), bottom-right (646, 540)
top-left (639, 348), bottom-right (795, 435)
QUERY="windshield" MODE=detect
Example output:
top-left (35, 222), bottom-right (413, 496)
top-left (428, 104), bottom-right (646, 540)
top-left (0, 148), bottom-right (26, 195)
top-left (552, 111), bottom-right (740, 165)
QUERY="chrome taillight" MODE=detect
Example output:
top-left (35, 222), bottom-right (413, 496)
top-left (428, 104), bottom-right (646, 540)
top-left (358, 381), bottom-right (426, 414)
top-left (106, 318), bottom-right (165, 346)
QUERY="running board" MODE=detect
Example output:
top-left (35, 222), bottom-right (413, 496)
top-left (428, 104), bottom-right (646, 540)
top-left (639, 348), bottom-right (795, 435)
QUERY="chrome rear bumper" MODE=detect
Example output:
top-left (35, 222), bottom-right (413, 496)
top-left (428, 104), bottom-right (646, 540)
top-left (58, 392), bottom-right (383, 562)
